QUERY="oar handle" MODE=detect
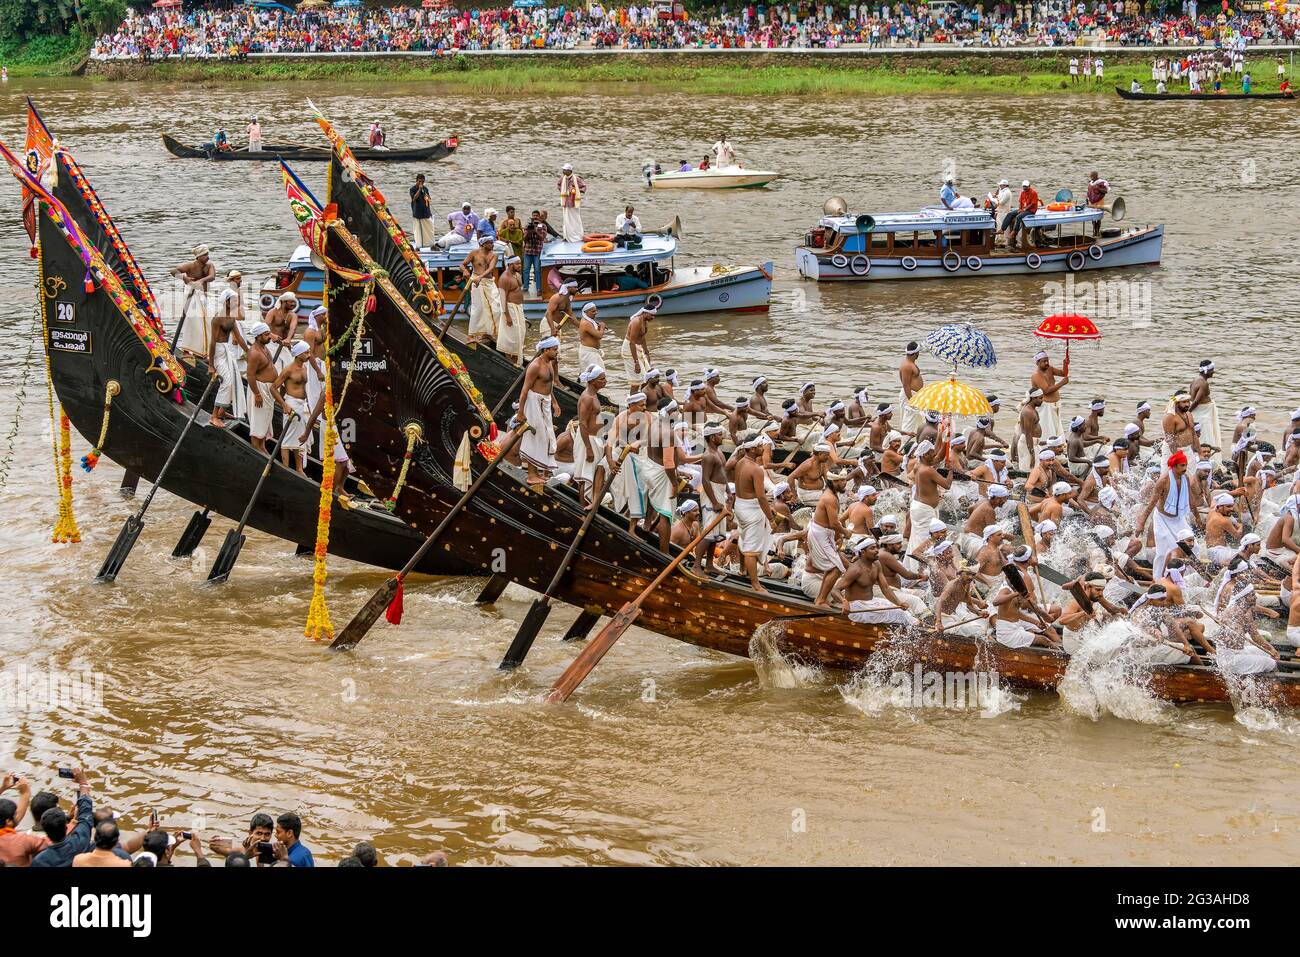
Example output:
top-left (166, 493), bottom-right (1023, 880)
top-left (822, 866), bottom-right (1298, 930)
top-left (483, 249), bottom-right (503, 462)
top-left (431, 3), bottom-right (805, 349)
top-left (436, 281), bottom-right (471, 338)
top-left (397, 423), bottom-right (531, 579)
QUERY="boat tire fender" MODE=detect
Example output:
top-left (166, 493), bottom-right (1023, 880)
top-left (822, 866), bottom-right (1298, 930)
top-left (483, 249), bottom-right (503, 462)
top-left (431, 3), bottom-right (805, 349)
top-left (1068, 250), bottom-right (1086, 271)
top-left (901, 255), bottom-right (918, 271)
top-left (582, 233), bottom-right (615, 243)
top-left (942, 251), bottom-right (961, 272)
top-left (1026, 252), bottom-right (1042, 269)
top-left (830, 253), bottom-right (849, 269)
top-left (1088, 244), bottom-right (1104, 261)
top-left (850, 255), bottom-right (870, 276)
top-left (966, 255), bottom-right (982, 271)
top-left (581, 240), bottom-right (615, 253)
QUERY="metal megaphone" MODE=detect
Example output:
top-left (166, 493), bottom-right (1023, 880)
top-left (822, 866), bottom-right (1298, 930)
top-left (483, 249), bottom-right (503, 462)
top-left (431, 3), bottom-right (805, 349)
top-left (1099, 195), bottom-right (1126, 222)
top-left (823, 196), bottom-right (849, 217)
top-left (655, 215), bottom-right (683, 239)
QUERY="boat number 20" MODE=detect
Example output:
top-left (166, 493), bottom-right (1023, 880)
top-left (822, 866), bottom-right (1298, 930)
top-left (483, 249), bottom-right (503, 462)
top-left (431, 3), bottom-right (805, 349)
top-left (55, 301), bottom-right (75, 324)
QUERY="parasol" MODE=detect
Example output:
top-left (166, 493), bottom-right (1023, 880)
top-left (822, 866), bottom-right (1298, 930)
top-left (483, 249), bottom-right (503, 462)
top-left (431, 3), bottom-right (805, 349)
top-left (907, 375), bottom-right (992, 466)
top-left (1034, 313), bottom-right (1101, 377)
top-left (922, 322), bottom-right (997, 375)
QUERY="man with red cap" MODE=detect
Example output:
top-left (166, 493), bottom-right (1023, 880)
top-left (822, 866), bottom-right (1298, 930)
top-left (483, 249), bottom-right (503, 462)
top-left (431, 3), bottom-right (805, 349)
top-left (1136, 449), bottom-right (1200, 580)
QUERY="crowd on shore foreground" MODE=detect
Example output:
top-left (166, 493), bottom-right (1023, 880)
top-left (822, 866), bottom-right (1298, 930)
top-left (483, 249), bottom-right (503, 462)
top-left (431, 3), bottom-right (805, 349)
top-left (90, 1), bottom-right (1295, 60)
top-left (0, 771), bottom-right (447, 867)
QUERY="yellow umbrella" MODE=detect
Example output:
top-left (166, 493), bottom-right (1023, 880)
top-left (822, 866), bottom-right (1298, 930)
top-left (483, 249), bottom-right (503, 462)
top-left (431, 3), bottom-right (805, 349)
top-left (906, 376), bottom-right (992, 417)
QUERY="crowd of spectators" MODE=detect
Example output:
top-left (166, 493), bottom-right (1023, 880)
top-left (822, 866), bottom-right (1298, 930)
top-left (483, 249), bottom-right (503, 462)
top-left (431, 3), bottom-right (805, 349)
top-left (0, 770), bottom-right (448, 867)
top-left (88, 1), bottom-right (1298, 60)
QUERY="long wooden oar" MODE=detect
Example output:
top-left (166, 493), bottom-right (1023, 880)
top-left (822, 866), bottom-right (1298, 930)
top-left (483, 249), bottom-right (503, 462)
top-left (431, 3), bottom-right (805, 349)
top-left (330, 424), bottom-right (531, 651)
top-left (1017, 502), bottom-right (1049, 606)
top-left (499, 446), bottom-right (632, 670)
top-left (96, 375), bottom-right (219, 583)
top-left (206, 411), bottom-right (298, 584)
top-left (436, 282), bottom-right (472, 339)
top-left (545, 509), bottom-right (728, 702)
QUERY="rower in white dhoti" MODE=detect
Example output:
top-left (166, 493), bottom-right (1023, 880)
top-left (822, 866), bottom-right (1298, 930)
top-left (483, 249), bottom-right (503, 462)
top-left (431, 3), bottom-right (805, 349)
top-left (1137, 449), bottom-right (1195, 581)
top-left (516, 336), bottom-right (562, 485)
top-left (897, 340), bottom-right (924, 436)
top-left (572, 364), bottom-right (608, 503)
top-left (557, 163), bottom-right (587, 243)
top-left (207, 270), bottom-right (249, 427)
top-left (496, 255), bottom-right (526, 366)
top-left (1188, 359), bottom-right (1222, 465)
top-left (621, 305), bottom-right (655, 395)
top-left (172, 243), bottom-right (216, 356)
top-left (833, 538), bottom-right (917, 628)
top-left (576, 301), bottom-right (605, 375)
top-left (463, 236), bottom-right (504, 345)
top-left (243, 322), bottom-right (277, 450)
top-left (904, 440), bottom-right (950, 571)
top-left (1030, 349), bottom-right (1067, 444)
top-left (275, 341), bottom-right (314, 474)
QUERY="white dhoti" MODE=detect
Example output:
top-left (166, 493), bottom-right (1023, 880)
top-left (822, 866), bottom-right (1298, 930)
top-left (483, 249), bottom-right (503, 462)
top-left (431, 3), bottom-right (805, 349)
top-left (956, 530), bottom-right (984, 560)
top-left (1138, 640), bottom-right (1192, 667)
top-left (468, 277), bottom-right (504, 341)
top-left (561, 206), bottom-right (583, 243)
top-left (1151, 509), bottom-right (1191, 580)
top-left (1216, 643), bottom-right (1278, 675)
top-left (799, 569), bottom-right (823, 601)
top-left (620, 339), bottom-right (650, 394)
top-left (573, 431), bottom-right (605, 488)
top-left (610, 445), bottom-right (645, 519)
top-left (898, 388), bottom-right (921, 435)
top-left (520, 390), bottom-right (557, 473)
top-left (411, 217), bottom-right (436, 249)
top-left (795, 485), bottom-right (822, 509)
top-left (895, 587), bottom-right (931, 619)
top-left (636, 454), bottom-right (675, 522)
top-left (1284, 625), bottom-right (1300, 647)
top-left (940, 604), bottom-right (987, 638)
top-left (577, 343), bottom-right (604, 376)
top-left (806, 520), bottom-right (845, 574)
top-left (1039, 400), bottom-right (1062, 441)
top-left (702, 482), bottom-right (729, 538)
top-left (994, 617), bottom-right (1037, 649)
top-left (1206, 544), bottom-right (1237, 567)
top-left (906, 498), bottom-right (939, 570)
top-left (304, 360), bottom-right (324, 455)
top-left (733, 496), bottom-right (772, 557)
top-left (247, 380), bottom-right (275, 440)
top-left (497, 301), bottom-right (526, 366)
top-left (849, 597), bottom-right (917, 627)
top-left (177, 284), bottom-right (210, 355)
top-left (212, 341), bottom-right (244, 417)
top-left (280, 395), bottom-right (311, 453)
top-left (1193, 399), bottom-right (1221, 465)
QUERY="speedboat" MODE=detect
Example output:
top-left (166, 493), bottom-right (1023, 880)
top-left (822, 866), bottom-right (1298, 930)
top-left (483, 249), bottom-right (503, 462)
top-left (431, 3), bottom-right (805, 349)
top-left (795, 196), bottom-right (1162, 282)
top-left (643, 163), bottom-right (779, 189)
top-left (263, 229), bottom-right (772, 319)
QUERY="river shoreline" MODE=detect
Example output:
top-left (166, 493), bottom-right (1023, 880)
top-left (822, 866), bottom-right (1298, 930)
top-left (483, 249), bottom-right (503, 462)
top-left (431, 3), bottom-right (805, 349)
top-left (55, 48), bottom-right (1294, 96)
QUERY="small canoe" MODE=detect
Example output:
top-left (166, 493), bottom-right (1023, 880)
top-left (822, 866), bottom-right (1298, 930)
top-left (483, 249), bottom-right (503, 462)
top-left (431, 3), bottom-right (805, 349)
top-left (1115, 85), bottom-right (1295, 101)
top-left (645, 164), bottom-right (779, 189)
top-left (161, 133), bottom-right (458, 162)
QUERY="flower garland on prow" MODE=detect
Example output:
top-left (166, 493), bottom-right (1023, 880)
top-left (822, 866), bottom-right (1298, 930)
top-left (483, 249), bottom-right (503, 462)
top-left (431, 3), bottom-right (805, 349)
top-left (79, 379), bottom-right (120, 472)
top-left (304, 285), bottom-right (338, 642)
top-left (35, 242), bottom-right (78, 543)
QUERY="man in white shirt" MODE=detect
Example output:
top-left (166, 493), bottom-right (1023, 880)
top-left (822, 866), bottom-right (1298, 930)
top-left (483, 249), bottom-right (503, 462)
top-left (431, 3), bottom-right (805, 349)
top-left (992, 177), bottom-right (1014, 237)
top-left (712, 135), bottom-right (736, 167)
top-left (614, 204), bottom-right (641, 238)
top-left (247, 116), bottom-right (262, 152)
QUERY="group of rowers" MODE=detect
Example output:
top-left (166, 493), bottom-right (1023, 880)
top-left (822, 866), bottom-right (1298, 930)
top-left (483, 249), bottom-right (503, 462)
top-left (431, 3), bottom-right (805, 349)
top-left (496, 331), bottom-right (1300, 679)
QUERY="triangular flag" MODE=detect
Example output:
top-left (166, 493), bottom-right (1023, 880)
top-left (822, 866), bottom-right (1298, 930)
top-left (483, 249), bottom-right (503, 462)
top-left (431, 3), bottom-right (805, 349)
top-left (453, 431), bottom-right (472, 492)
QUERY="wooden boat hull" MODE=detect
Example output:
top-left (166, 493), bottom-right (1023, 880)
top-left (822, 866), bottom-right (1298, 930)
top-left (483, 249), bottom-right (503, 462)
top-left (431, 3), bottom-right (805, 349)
top-left (315, 208), bottom-right (1300, 709)
top-left (161, 133), bottom-right (458, 163)
top-left (796, 225), bottom-right (1163, 281)
top-left (1116, 85), bottom-right (1295, 101)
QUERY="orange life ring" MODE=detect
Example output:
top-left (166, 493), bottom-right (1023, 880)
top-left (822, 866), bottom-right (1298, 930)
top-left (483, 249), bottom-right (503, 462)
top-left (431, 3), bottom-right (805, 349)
top-left (581, 240), bottom-right (615, 253)
top-left (582, 233), bottom-right (615, 243)
top-left (1047, 201), bottom-right (1072, 212)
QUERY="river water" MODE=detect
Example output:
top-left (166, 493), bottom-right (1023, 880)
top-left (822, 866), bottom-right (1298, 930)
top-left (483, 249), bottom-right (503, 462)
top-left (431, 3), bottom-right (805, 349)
top-left (1, 79), bottom-right (1298, 866)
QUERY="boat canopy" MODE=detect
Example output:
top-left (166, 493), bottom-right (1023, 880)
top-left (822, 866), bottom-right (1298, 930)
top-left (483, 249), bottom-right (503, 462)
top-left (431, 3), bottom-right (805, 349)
top-left (287, 233), bottom-right (678, 272)
top-left (819, 204), bottom-right (1102, 234)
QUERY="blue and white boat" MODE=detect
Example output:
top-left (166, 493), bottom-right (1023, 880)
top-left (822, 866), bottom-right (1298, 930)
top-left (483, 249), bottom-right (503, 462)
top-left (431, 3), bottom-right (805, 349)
top-left (794, 201), bottom-right (1162, 282)
top-left (262, 231), bottom-right (772, 319)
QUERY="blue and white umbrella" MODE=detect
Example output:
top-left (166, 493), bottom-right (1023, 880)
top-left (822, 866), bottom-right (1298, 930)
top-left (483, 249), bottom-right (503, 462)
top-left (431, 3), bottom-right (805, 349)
top-left (922, 322), bottom-right (997, 373)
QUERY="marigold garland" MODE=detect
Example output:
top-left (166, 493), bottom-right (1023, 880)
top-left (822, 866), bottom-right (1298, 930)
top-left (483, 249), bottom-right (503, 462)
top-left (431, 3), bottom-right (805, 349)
top-left (36, 242), bottom-right (78, 544)
top-left (80, 379), bottom-right (120, 472)
top-left (384, 422), bottom-right (423, 512)
top-left (304, 289), bottom-right (338, 642)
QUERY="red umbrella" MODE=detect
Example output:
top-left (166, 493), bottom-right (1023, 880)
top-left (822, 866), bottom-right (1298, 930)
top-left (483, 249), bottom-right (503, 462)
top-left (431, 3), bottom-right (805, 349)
top-left (153, 0), bottom-right (183, 7)
top-left (1034, 313), bottom-right (1101, 376)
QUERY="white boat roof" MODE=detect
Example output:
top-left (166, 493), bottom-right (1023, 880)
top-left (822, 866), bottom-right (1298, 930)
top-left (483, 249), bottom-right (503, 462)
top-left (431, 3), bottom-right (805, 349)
top-left (287, 234), bottom-right (678, 271)
top-left (820, 204), bottom-right (1102, 233)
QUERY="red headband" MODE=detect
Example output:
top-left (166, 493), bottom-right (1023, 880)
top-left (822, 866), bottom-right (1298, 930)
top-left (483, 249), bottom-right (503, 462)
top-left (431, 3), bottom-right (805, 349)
top-left (1167, 450), bottom-right (1188, 468)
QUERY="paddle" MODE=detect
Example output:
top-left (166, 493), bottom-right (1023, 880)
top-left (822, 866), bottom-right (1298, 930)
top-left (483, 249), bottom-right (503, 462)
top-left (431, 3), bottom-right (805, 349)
top-left (436, 279), bottom-right (472, 339)
top-left (1002, 561), bottom-right (1053, 632)
top-left (545, 509), bottom-right (729, 702)
top-left (96, 375), bottom-right (220, 583)
top-left (330, 424), bottom-right (531, 651)
top-left (118, 472), bottom-right (141, 499)
top-left (206, 411), bottom-right (298, 584)
top-left (499, 446), bottom-right (634, 670)
top-left (1017, 502), bottom-right (1049, 607)
top-left (172, 507), bottom-right (212, 559)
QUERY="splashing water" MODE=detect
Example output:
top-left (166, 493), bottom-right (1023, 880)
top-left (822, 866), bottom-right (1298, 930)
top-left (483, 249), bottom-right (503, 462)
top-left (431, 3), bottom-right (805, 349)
top-left (1058, 619), bottom-right (1178, 724)
top-left (748, 621), bottom-right (824, 690)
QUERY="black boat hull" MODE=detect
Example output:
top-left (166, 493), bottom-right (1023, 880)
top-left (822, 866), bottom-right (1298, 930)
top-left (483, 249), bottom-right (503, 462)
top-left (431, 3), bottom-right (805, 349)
top-left (1115, 84), bottom-right (1295, 101)
top-left (162, 133), bottom-right (457, 163)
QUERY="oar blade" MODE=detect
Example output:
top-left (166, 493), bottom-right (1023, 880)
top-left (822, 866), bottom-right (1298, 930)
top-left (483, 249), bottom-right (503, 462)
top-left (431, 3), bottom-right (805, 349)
top-left (95, 515), bottom-right (144, 583)
top-left (498, 598), bottom-right (552, 671)
top-left (561, 608), bottom-right (601, 643)
top-left (545, 603), bottom-right (641, 703)
top-left (330, 577), bottom-right (400, 651)
top-left (206, 529), bottom-right (245, 584)
top-left (171, 508), bottom-right (211, 558)
top-left (473, 573), bottom-right (510, 606)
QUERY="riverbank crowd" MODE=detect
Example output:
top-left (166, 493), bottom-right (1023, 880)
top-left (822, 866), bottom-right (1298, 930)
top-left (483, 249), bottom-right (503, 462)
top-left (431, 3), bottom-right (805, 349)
top-left (89, 2), bottom-right (1297, 60)
top-left (0, 770), bottom-right (449, 866)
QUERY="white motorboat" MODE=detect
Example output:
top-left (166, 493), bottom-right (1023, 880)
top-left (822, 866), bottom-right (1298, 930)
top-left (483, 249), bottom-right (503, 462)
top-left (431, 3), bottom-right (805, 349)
top-left (643, 163), bottom-right (779, 190)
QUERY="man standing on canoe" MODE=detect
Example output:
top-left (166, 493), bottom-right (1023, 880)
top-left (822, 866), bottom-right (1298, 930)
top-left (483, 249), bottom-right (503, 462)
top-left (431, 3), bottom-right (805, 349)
top-left (576, 301), bottom-right (605, 374)
top-left (544, 280), bottom-right (576, 344)
top-left (897, 341), bottom-right (924, 436)
top-left (1162, 391), bottom-right (1197, 463)
top-left (1085, 171), bottom-right (1109, 238)
top-left (247, 115), bottom-right (262, 153)
top-left (905, 440), bottom-right (951, 572)
top-left (207, 269), bottom-right (248, 429)
top-left (1029, 350), bottom-right (1067, 442)
top-left (1013, 388), bottom-right (1045, 468)
top-left (1137, 449), bottom-right (1199, 581)
top-left (573, 365), bottom-right (608, 506)
top-left (698, 423), bottom-right (729, 571)
top-left (245, 321), bottom-right (278, 453)
top-left (734, 433), bottom-right (776, 592)
top-left (171, 244), bottom-right (216, 354)
top-left (806, 469), bottom-right (852, 606)
top-left (409, 174), bottom-right (434, 250)
top-left (557, 163), bottom-right (586, 243)
top-left (622, 305), bottom-right (655, 395)
top-left (264, 292), bottom-right (299, 372)
top-left (1187, 359), bottom-right (1221, 465)
top-left (274, 341), bottom-right (313, 475)
top-left (497, 256), bottom-right (526, 366)
top-left (462, 236), bottom-right (502, 346)
top-left (517, 337), bottom-right (561, 486)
